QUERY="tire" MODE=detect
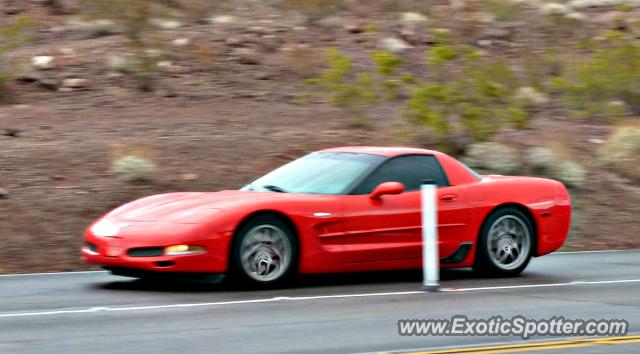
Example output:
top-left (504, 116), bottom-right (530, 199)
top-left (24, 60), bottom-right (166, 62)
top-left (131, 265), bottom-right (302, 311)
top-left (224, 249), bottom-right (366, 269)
top-left (230, 215), bottom-right (298, 287)
top-left (473, 207), bottom-right (534, 277)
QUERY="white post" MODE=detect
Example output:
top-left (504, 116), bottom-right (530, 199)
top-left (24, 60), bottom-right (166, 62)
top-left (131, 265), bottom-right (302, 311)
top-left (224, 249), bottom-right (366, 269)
top-left (421, 182), bottom-right (439, 292)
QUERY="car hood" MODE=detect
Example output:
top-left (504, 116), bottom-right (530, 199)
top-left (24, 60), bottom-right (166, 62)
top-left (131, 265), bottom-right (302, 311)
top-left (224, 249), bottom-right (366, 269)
top-left (106, 190), bottom-right (282, 223)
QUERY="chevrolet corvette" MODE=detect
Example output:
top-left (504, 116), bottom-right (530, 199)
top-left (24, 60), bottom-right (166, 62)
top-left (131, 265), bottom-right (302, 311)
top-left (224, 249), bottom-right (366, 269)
top-left (82, 147), bottom-right (571, 285)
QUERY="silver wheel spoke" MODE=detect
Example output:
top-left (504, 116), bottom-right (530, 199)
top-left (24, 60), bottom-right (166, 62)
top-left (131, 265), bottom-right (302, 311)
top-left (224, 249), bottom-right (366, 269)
top-left (240, 224), bottom-right (291, 282)
top-left (487, 215), bottom-right (530, 271)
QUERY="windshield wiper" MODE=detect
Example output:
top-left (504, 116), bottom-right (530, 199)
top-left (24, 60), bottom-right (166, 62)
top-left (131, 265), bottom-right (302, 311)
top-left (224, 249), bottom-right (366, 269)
top-left (262, 185), bottom-right (288, 193)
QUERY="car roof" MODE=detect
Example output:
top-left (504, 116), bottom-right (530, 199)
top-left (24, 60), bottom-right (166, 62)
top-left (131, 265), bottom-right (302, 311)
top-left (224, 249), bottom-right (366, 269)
top-left (319, 146), bottom-right (445, 157)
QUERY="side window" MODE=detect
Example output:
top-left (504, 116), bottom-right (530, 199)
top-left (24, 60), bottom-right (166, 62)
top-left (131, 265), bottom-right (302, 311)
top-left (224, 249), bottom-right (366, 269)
top-left (352, 155), bottom-right (449, 194)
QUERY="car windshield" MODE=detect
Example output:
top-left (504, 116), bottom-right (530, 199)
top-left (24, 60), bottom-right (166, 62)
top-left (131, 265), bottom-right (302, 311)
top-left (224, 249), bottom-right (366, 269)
top-left (242, 152), bottom-right (385, 195)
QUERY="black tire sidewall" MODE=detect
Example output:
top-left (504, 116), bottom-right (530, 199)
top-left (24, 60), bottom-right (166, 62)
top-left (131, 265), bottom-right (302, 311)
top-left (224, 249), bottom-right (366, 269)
top-left (230, 215), bottom-right (298, 287)
top-left (474, 207), bottom-right (534, 277)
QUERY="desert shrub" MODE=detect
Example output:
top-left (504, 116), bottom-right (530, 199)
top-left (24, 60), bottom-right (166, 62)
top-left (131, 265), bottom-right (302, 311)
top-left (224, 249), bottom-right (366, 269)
top-left (464, 142), bottom-right (522, 175)
top-left (598, 125), bottom-right (640, 180)
top-left (551, 160), bottom-right (586, 188)
top-left (0, 16), bottom-right (33, 102)
top-left (551, 33), bottom-right (640, 118)
top-left (282, 45), bottom-right (327, 78)
top-left (306, 48), bottom-right (378, 125)
top-left (278, 0), bottom-right (345, 23)
top-left (111, 155), bottom-right (157, 182)
top-left (513, 87), bottom-right (549, 109)
top-left (538, 2), bottom-right (571, 16)
top-left (524, 146), bottom-right (585, 187)
top-left (111, 144), bottom-right (158, 182)
top-left (66, 16), bottom-right (128, 37)
top-left (81, 0), bottom-right (175, 91)
top-left (407, 34), bottom-right (530, 143)
top-left (189, 40), bottom-right (219, 71)
top-left (526, 147), bottom-right (557, 173)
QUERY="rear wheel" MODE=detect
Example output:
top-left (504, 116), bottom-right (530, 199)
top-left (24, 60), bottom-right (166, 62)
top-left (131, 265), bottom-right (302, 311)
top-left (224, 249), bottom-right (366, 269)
top-left (230, 215), bottom-right (298, 287)
top-left (474, 207), bottom-right (533, 277)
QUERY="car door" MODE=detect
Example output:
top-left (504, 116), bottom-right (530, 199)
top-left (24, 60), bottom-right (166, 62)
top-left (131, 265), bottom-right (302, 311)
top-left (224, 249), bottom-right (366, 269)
top-left (339, 154), bottom-right (469, 264)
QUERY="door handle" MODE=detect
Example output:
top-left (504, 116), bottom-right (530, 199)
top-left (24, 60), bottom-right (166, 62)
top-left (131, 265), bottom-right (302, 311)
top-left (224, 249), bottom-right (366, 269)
top-left (440, 194), bottom-right (458, 202)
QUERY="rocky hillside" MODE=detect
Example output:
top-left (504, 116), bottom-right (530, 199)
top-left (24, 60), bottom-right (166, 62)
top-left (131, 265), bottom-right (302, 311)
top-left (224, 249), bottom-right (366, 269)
top-left (0, 0), bottom-right (639, 273)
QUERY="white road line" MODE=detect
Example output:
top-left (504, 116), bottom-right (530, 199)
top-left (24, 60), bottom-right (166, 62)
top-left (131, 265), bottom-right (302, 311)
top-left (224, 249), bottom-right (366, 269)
top-left (0, 291), bottom-right (424, 318)
top-left (1, 278), bottom-right (640, 319)
top-left (0, 249), bottom-right (638, 278)
top-left (440, 278), bottom-right (640, 292)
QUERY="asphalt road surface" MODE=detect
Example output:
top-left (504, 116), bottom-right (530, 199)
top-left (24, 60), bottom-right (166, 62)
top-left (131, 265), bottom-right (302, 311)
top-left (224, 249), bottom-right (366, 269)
top-left (1, 250), bottom-right (639, 354)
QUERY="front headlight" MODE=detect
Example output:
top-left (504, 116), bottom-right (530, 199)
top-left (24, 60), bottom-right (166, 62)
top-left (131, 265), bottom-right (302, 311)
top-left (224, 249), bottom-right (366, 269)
top-left (164, 244), bottom-right (207, 256)
top-left (90, 219), bottom-right (120, 237)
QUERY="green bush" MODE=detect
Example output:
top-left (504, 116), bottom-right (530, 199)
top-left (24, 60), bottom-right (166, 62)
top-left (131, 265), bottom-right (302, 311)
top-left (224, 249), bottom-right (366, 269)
top-left (308, 33), bottom-right (532, 141)
top-left (598, 125), bottom-right (640, 180)
top-left (307, 49), bottom-right (410, 124)
top-left (371, 50), bottom-right (405, 100)
top-left (306, 48), bottom-right (378, 125)
top-left (0, 16), bottom-right (33, 102)
top-left (371, 50), bottom-right (403, 76)
top-left (552, 33), bottom-right (640, 118)
top-left (407, 35), bottom-right (530, 142)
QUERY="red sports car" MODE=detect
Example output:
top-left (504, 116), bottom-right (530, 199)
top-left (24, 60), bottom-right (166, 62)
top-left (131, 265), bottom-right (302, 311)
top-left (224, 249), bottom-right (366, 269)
top-left (82, 147), bottom-right (571, 285)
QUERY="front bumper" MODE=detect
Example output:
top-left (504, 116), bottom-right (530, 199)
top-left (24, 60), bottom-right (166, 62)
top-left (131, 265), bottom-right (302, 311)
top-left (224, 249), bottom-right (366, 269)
top-left (82, 228), bottom-right (232, 274)
top-left (82, 248), bottom-right (226, 273)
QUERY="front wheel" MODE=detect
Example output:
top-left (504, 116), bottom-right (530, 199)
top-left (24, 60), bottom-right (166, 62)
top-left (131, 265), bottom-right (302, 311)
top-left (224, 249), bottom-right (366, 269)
top-left (230, 215), bottom-right (297, 287)
top-left (474, 207), bottom-right (534, 277)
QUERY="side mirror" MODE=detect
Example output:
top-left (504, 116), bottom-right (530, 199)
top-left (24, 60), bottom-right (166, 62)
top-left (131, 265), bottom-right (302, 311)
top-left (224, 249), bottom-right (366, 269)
top-left (369, 182), bottom-right (405, 200)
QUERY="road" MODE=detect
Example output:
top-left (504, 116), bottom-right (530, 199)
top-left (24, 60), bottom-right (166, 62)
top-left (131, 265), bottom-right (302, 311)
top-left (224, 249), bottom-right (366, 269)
top-left (0, 250), bottom-right (639, 354)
